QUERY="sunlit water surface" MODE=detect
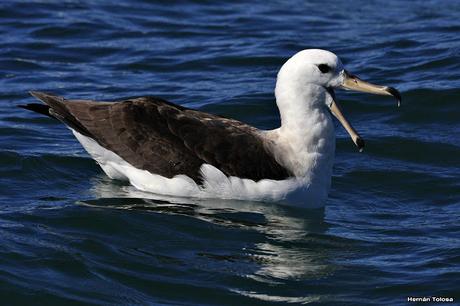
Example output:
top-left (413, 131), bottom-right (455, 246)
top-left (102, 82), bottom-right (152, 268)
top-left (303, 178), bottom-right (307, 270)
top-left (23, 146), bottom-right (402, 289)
top-left (1, 1), bottom-right (459, 305)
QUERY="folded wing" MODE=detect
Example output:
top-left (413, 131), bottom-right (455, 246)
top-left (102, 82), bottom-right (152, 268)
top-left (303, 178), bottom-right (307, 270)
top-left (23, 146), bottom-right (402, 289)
top-left (25, 92), bottom-right (291, 182)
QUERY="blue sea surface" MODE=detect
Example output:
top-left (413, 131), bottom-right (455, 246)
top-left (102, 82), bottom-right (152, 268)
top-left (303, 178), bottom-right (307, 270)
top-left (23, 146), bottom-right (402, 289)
top-left (1, 1), bottom-right (459, 305)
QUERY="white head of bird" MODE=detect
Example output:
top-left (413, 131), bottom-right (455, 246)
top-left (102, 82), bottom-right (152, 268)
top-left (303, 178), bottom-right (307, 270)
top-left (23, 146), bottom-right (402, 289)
top-left (273, 49), bottom-right (400, 152)
top-left (266, 49), bottom-right (400, 201)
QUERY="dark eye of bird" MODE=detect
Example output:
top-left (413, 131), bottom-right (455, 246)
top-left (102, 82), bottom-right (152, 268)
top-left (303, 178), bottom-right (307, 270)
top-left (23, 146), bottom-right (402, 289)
top-left (317, 64), bottom-right (331, 73)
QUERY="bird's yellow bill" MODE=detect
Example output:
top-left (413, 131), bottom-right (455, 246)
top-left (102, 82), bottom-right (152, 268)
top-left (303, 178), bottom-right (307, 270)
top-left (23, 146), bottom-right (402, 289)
top-left (329, 99), bottom-right (364, 152)
top-left (328, 70), bottom-right (401, 151)
top-left (341, 70), bottom-right (401, 107)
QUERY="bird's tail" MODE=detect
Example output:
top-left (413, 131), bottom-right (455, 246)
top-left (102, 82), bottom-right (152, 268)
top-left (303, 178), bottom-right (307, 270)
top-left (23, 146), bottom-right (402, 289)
top-left (19, 91), bottom-right (93, 137)
top-left (18, 102), bottom-right (54, 118)
top-left (18, 91), bottom-right (67, 119)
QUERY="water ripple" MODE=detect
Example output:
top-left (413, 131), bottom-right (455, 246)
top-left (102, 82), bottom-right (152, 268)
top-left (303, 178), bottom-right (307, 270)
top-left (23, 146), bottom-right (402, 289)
top-left (1, 0), bottom-right (459, 305)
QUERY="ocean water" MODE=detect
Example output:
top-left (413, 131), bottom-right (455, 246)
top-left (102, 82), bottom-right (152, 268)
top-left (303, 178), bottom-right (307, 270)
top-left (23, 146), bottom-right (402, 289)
top-left (1, 0), bottom-right (459, 305)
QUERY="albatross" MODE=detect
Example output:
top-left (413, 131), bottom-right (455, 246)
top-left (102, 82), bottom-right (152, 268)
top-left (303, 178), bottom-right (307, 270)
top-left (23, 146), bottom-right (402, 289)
top-left (20, 49), bottom-right (400, 207)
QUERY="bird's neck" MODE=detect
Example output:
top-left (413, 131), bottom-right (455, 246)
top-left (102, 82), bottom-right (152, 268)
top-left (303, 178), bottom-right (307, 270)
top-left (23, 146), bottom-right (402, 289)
top-left (265, 84), bottom-right (336, 180)
top-left (275, 83), bottom-right (324, 129)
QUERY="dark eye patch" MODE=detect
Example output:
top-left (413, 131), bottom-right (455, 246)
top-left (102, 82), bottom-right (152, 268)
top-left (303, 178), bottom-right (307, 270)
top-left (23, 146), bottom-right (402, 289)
top-left (317, 64), bottom-right (332, 73)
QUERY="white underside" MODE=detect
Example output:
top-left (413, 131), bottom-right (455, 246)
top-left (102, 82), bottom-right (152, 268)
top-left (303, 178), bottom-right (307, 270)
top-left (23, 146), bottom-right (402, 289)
top-left (72, 130), bottom-right (328, 208)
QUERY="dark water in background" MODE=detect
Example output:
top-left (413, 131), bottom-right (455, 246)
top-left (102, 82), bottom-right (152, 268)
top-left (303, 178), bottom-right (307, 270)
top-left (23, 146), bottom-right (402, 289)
top-left (1, 0), bottom-right (459, 305)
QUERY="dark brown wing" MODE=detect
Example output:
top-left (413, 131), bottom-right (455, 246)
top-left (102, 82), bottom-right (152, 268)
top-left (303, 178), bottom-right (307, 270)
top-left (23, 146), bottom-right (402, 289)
top-left (26, 91), bottom-right (291, 182)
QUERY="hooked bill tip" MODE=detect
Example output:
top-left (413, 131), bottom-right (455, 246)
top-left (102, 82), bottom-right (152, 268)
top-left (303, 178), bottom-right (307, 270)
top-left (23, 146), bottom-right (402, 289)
top-left (356, 137), bottom-right (365, 152)
top-left (386, 86), bottom-right (401, 107)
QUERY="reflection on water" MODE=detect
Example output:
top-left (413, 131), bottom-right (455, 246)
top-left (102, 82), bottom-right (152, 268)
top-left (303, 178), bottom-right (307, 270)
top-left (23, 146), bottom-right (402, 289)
top-left (84, 175), bottom-right (339, 301)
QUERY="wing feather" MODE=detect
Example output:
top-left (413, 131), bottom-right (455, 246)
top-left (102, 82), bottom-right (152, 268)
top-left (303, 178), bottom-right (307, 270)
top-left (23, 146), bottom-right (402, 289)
top-left (29, 92), bottom-right (291, 182)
